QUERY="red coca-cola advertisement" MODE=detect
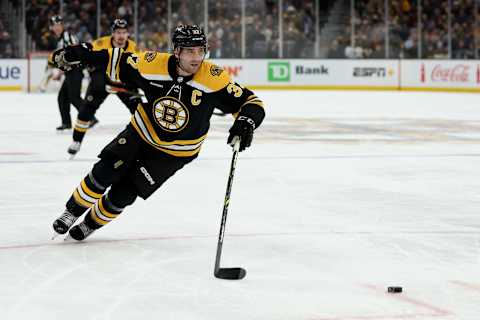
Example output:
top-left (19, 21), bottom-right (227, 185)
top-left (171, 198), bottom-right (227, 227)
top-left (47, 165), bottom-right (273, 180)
top-left (477, 65), bottom-right (480, 84)
top-left (421, 64), bottom-right (472, 83)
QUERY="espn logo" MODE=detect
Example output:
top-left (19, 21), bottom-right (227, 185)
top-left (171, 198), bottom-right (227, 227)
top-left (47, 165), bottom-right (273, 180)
top-left (353, 67), bottom-right (392, 77)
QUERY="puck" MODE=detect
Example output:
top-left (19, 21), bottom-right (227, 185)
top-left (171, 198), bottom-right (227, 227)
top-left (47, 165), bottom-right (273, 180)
top-left (387, 286), bottom-right (402, 293)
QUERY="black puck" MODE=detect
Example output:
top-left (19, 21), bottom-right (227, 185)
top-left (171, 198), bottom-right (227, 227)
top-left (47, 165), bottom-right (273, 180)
top-left (387, 286), bottom-right (402, 293)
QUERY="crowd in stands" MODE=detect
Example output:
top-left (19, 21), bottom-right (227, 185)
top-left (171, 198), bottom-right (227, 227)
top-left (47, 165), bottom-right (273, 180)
top-left (0, 0), bottom-right (477, 59)
top-left (327, 0), bottom-right (476, 59)
top-left (22, 0), bottom-right (322, 58)
top-left (0, 17), bottom-right (14, 58)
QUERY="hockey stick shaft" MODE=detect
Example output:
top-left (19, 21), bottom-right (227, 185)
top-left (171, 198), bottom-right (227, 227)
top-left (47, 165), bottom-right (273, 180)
top-left (214, 137), bottom-right (240, 273)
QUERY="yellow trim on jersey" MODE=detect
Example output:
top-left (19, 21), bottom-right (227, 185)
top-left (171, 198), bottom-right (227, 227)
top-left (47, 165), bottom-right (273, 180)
top-left (80, 180), bottom-right (102, 199)
top-left (191, 60), bottom-right (231, 92)
top-left (136, 104), bottom-right (162, 142)
top-left (136, 104), bottom-right (206, 145)
top-left (137, 52), bottom-right (170, 76)
top-left (130, 105), bottom-right (207, 157)
top-left (106, 48), bottom-right (123, 82)
top-left (92, 36), bottom-right (138, 53)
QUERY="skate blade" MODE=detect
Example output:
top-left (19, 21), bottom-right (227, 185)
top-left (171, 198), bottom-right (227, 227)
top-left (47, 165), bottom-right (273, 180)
top-left (64, 234), bottom-right (74, 241)
top-left (51, 232), bottom-right (63, 240)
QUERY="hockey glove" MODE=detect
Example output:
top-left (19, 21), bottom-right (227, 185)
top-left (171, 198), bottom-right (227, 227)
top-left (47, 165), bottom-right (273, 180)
top-left (50, 48), bottom-right (78, 71)
top-left (227, 116), bottom-right (256, 152)
top-left (50, 43), bottom-right (91, 71)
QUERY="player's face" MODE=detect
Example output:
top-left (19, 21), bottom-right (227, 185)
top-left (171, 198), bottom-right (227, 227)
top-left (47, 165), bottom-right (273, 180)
top-left (112, 29), bottom-right (129, 47)
top-left (175, 46), bottom-right (206, 75)
top-left (51, 23), bottom-right (64, 36)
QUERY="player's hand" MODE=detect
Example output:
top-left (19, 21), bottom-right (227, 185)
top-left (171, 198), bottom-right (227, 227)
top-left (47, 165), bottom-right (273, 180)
top-left (50, 48), bottom-right (78, 72)
top-left (50, 43), bottom-right (91, 72)
top-left (227, 116), bottom-right (256, 152)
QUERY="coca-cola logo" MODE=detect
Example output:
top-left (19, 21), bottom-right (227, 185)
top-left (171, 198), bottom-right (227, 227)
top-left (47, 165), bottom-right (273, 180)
top-left (431, 64), bottom-right (470, 82)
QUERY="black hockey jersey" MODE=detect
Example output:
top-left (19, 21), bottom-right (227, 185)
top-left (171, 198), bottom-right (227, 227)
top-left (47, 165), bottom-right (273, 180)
top-left (75, 47), bottom-right (265, 157)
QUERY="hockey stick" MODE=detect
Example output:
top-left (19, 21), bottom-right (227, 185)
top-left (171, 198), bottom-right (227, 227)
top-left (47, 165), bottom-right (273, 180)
top-left (213, 137), bottom-right (247, 280)
top-left (105, 85), bottom-right (144, 98)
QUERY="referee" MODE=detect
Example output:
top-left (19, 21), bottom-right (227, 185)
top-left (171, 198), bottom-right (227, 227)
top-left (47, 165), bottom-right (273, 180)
top-left (50, 15), bottom-right (85, 130)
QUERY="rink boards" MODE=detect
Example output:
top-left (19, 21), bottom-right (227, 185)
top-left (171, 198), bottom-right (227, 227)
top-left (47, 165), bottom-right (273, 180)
top-left (1, 58), bottom-right (480, 93)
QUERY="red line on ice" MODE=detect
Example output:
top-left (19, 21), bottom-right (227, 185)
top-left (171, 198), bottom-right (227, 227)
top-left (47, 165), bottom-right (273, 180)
top-left (450, 280), bottom-right (480, 292)
top-left (310, 313), bottom-right (448, 320)
top-left (361, 284), bottom-right (452, 316)
top-left (0, 152), bottom-right (35, 155)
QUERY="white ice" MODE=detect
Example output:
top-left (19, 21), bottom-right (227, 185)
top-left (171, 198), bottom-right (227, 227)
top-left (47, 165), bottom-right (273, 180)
top-left (0, 90), bottom-right (479, 320)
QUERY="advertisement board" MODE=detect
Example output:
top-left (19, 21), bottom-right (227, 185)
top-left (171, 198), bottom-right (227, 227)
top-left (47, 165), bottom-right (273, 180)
top-left (401, 60), bottom-right (480, 92)
top-left (214, 59), bottom-right (400, 90)
top-left (0, 60), bottom-right (26, 90)
top-left (2, 57), bottom-right (479, 92)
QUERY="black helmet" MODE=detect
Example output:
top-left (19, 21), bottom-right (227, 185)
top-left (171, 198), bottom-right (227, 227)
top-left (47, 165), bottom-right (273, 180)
top-left (50, 15), bottom-right (63, 25)
top-left (172, 25), bottom-right (207, 49)
top-left (111, 19), bottom-right (128, 32)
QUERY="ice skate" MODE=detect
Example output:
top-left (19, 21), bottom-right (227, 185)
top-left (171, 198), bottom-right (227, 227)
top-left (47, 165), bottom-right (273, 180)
top-left (68, 141), bottom-right (81, 158)
top-left (52, 209), bottom-right (78, 238)
top-left (56, 124), bottom-right (72, 131)
top-left (65, 221), bottom-right (95, 241)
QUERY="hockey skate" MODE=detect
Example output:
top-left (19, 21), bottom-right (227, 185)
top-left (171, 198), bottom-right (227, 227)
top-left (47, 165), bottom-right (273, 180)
top-left (65, 221), bottom-right (95, 241)
top-left (56, 124), bottom-right (72, 131)
top-left (52, 209), bottom-right (79, 237)
top-left (68, 141), bottom-right (81, 158)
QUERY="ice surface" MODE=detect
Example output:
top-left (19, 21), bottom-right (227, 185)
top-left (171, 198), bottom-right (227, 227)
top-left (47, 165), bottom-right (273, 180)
top-left (0, 90), bottom-right (479, 320)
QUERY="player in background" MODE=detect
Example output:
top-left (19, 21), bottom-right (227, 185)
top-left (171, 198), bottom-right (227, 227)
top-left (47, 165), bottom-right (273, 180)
top-left (49, 15), bottom-right (84, 131)
top-left (67, 19), bottom-right (139, 156)
top-left (50, 25), bottom-right (265, 241)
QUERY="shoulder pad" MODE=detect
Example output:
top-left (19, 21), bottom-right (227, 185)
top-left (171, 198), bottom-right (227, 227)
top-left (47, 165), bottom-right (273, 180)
top-left (137, 52), bottom-right (170, 77)
top-left (190, 61), bottom-right (231, 93)
top-left (92, 36), bottom-right (111, 51)
top-left (126, 40), bottom-right (138, 53)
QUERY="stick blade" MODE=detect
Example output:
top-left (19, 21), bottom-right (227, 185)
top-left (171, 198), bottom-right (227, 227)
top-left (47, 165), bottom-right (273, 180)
top-left (214, 267), bottom-right (246, 280)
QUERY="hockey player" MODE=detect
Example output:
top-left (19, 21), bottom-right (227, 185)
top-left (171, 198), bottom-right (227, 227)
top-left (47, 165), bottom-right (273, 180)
top-left (68, 18), bottom-right (140, 156)
top-left (50, 15), bottom-right (85, 131)
top-left (50, 25), bottom-right (265, 241)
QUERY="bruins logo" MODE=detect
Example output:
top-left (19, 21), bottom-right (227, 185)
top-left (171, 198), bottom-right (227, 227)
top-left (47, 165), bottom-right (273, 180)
top-left (152, 97), bottom-right (189, 132)
top-left (210, 65), bottom-right (223, 77)
top-left (144, 51), bottom-right (157, 63)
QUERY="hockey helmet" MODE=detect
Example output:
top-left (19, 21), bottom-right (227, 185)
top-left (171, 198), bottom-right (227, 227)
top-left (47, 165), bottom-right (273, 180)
top-left (172, 25), bottom-right (207, 49)
top-left (50, 15), bottom-right (63, 25)
top-left (111, 19), bottom-right (128, 32)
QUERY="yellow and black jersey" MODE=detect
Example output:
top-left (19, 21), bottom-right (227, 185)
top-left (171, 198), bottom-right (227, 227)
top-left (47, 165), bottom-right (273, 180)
top-left (73, 47), bottom-right (265, 158)
top-left (91, 36), bottom-right (138, 53)
top-left (90, 36), bottom-right (138, 85)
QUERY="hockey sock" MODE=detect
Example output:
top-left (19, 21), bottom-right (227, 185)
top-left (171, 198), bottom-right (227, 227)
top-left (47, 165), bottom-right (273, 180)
top-left (84, 194), bottom-right (124, 229)
top-left (67, 171), bottom-right (106, 216)
top-left (73, 119), bottom-right (90, 143)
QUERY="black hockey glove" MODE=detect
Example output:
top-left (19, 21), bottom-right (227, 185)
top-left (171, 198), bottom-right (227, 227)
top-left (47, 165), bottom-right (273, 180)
top-left (227, 116), bottom-right (256, 152)
top-left (50, 43), bottom-right (92, 71)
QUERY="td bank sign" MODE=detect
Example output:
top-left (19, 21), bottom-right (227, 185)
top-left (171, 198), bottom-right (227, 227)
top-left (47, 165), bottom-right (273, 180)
top-left (268, 62), bottom-right (290, 82)
top-left (268, 62), bottom-right (329, 82)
